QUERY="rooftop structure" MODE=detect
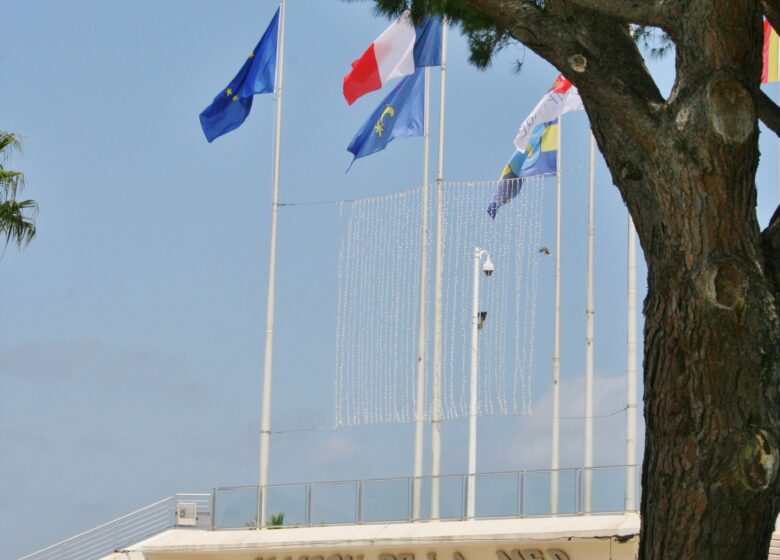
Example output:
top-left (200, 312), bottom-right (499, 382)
top-left (117, 514), bottom-right (641, 560)
top-left (21, 466), bottom-right (640, 560)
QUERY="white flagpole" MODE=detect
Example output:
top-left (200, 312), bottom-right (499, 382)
top-left (258, 0), bottom-right (286, 529)
top-left (550, 116), bottom-right (562, 515)
top-left (625, 215), bottom-right (638, 510)
top-left (430, 20), bottom-right (448, 520)
top-left (583, 132), bottom-right (596, 513)
top-left (412, 66), bottom-right (432, 521)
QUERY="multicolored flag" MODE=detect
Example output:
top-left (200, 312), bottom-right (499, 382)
top-left (346, 68), bottom-right (425, 168)
top-left (764, 18), bottom-right (779, 83)
top-left (513, 75), bottom-right (582, 152)
top-left (199, 9), bottom-right (279, 142)
top-left (518, 121), bottom-right (558, 176)
top-left (488, 121), bottom-right (559, 218)
top-left (488, 74), bottom-right (581, 218)
top-left (343, 14), bottom-right (441, 105)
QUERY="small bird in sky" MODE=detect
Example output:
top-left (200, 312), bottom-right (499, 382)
top-left (538, 246), bottom-right (550, 255)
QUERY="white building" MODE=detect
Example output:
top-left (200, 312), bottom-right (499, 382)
top-left (20, 468), bottom-right (647, 560)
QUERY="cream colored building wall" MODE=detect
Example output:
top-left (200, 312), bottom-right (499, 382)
top-left (139, 538), bottom-right (637, 560)
top-left (112, 515), bottom-right (641, 560)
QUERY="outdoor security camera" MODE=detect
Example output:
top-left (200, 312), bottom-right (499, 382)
top-left (483, 257), bottom-right (494, 277)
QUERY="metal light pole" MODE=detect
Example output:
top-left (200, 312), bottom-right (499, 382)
top-left (466, 247), bottom-right (493, 520)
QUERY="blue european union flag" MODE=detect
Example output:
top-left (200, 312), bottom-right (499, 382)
top-left (414, 16), bottom-right (442, 67)
top-left (347, 68), bottom-right (425, 167)
top-left (199, 9), bottom-right (279, 143)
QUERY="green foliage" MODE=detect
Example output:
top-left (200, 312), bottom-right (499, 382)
top-left (357, 0), bottom-right (516, 68)
top-left (0, 199), bottom-right (36, 248)
top-left (359, 0), bottom-right (672, 71)
top-left (244, 511), bottom-right (285, 529)
top-left (0, 132), bottom-right (25, 198)
top-left (268, 511), bottom-right (285, 527)
top-left (0, 131), bottom-right (36, 249)
top-left (631, 26), bottom-right (673, 60)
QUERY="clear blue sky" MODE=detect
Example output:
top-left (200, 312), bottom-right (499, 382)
top-left (2, 2), bottom-right (779, 557)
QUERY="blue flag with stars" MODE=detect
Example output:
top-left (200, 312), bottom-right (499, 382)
top-left (346, 67), bottom-right (425, 168)
top-left (199, 9), bottom-right (279, 143)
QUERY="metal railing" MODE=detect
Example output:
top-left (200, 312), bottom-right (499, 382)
top-left (19, 466), bottom-right (640, 559)
top-left (18, 493), bottom-right (210, 560)
top-left (213, 465), bottom-right (641, 529)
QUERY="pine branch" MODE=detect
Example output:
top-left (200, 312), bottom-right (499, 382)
top-left (757, 88), bottom-right (780, 137)
top-left (462, 0), bottom-right (664, 142)
top-left (563, 0), bottom-right (678, 29)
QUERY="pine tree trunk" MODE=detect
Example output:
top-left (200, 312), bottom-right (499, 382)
top-left (635, 138), bottom-right (780, 558)
top-left (546, 2), bottom-right (780, 555)
top-left (455, 0), bottom-right (780, 555)
top-left (590, 30), bottom-right (780, 558)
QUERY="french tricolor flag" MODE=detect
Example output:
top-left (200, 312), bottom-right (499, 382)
top-left (343, 13), bottom-right (441, 105)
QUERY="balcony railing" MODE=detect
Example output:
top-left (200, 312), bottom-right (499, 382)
top-left (18, 494), bottom-right (210, 560)
top-left (18, 466), bottom-right (640, 560)
top-left (212, 465), bottom-right (640, 529)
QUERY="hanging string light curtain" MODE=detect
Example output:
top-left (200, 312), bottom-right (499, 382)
top-left (335, 188), bottom-right (423, 426)
top-left (439, 176), bottom-right (546, 421)
top-left (333, 175), bottom-right (548, 426)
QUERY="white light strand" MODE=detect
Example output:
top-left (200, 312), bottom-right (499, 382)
top-left (525, 177), bottom-right (545, 414)
top-left (334, 188), bottom-right (422, 425)
top-left (436, 178), bottom-right (546, 420)
top-left (334, 177), bottom-right (545, 426)
top-left (334, 202), bottom-right (347, 426)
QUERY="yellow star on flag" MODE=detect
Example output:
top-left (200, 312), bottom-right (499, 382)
top-left (225, 88), bottom-right (233, 95)
top-left (249, 51), bottom-right (255, 58)
top-left (232, 95), bottom-right (239, 101)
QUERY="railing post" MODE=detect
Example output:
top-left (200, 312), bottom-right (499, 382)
top-left (356, 480), bottom-right (363, 524)
top-left (635, 465), bottom-right (640, 512)
top-left (306, 483), bottom-right (313, 527)
top-left (462, 474), bottom-right (468, 520)
top-left (408, 477), bottom-right (415, 522)
top-left (258, 486), bottom-right (264, 529)
top-left (210, 489), bottom-right (216, 530)
top-left (576, 468), bottom-right (582, 515)
top-left (518, 471), bottom-right (524, 517)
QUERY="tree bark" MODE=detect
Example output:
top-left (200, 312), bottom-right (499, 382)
top-left (584, 3), bottom-right (780, 558)
top-left (458, 0), bottom-right (780, 557)
top-left (374, 0), bottom-right (780, 555)
top-left (627, 98), bottom-right (780, 560)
